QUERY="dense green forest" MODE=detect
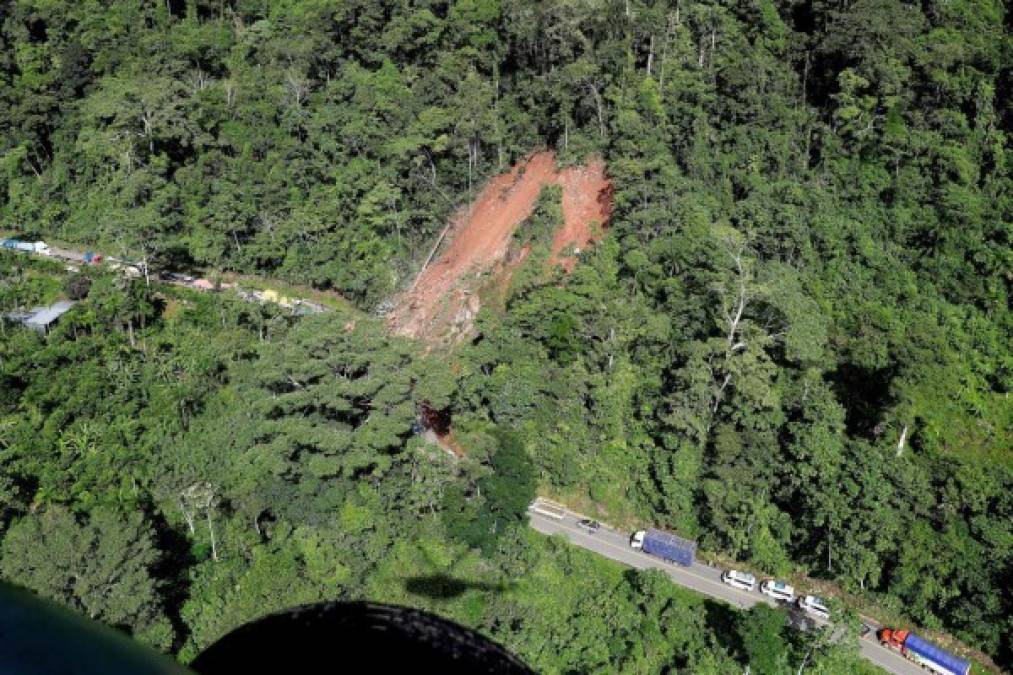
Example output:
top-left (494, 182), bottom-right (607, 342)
top-left (1, 0), bottom-right (1010, 672)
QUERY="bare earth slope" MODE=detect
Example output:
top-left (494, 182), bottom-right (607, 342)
top-left (388, 152), bottom-right (611, 345)
top-left (552, 158), bottom-right (612, 271)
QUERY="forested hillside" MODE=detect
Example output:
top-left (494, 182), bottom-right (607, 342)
top-left (1, 0), bottom-right (1010, 672)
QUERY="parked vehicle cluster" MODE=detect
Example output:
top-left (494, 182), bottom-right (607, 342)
top-left (2, 239), bottom-right (327, 314)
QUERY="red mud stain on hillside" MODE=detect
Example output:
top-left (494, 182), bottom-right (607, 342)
top-left (388, 151), bottom-right (611, 345)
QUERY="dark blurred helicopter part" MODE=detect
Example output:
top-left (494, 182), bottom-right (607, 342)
top-left (191, 600), bottom-right (534, 675)
top-left (0, 583), bottom-right (533, 675)
top-left (0, 584), bottom-right (188, 675)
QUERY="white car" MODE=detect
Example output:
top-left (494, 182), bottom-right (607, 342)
top-left (760, 579), bottom-right (795, 603)
top-left (721, 570), bottom-right (756, 592)
top-left (798, 595), bottom-right (831, 620)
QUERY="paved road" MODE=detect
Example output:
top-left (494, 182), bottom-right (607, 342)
top-left (527, 502), bottom-right (925, 675)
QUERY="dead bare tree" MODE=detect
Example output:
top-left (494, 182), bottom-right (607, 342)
top-left (896, 425), bottom-right (909, 457)
top-left (709, 229), bottom-right (755, 413)
top-left (588, 82), bottom-right (606, 138)
top-left (716, 230), bottom-right (753, 352)
top-left (186, 68), bottom-right (213, 95)
top-left (284, 69), bottom-right (309, 109)
top-left (180, 481), bottom-right (221, 562)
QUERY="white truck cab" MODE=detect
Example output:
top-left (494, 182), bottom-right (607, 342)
top-left (721, 570), bottom-right (756, 591)
top-left (798, 595), bottom-right (830, 620)
top-left (760, 580), bottom-right (796, 603)
top-left (630, 530), bottom-right (646, 549)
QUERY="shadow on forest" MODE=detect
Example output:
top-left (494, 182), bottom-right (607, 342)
top-left (404, 574), bottom-right (511, 600)
top-left (827, 364), bottom-right (898, 439)
top-left (703, 599), bottom-right (745, 663)
top-left (785, 605), bottom-right (818, 633)
top-left (148, 509), bottom-right (197, 651)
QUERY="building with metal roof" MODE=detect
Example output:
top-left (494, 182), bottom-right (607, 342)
top-left (5, 300), bottom-right (76, 334)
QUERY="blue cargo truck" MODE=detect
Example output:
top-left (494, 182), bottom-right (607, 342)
top-left (630, 529), bottom-right (697, 566)
top-left (878, 627), bottom-right (971, 675)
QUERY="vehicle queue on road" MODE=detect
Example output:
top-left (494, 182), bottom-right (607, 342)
top-left (549, 510), bottom-right (838, 623)
top-left (620, 519), bottom-right (969, 675)
top-left (530, 460), bottom-right (976, 675)
top-left (718, 569), bottom-right (831, 620)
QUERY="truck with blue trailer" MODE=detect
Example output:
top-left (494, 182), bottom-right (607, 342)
top-left (878, 627), bottom-right (971, 675)
top-left (630, 529), bottom-right (697, 566)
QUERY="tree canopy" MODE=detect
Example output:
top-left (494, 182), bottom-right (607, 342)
top-left (0, 0), bottom-right (1009, 672)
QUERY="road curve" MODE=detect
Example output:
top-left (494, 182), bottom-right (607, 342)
top-left (526, 503), bottom-right (925, 675)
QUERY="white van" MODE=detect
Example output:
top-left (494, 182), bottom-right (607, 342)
top-left (798, 595), bottom-right (830, 620)
top-left (721, 570), bottom-right (756, 592)
top-left (760, 580), bottom-right (795, 603)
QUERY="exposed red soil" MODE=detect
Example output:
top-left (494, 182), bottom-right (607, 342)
top-left (435, 430), bottom-right (467, 458)
top-left (388, 151), bottom-right (611, 345)
top-left (551, 158), bottom-right (613, 271)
